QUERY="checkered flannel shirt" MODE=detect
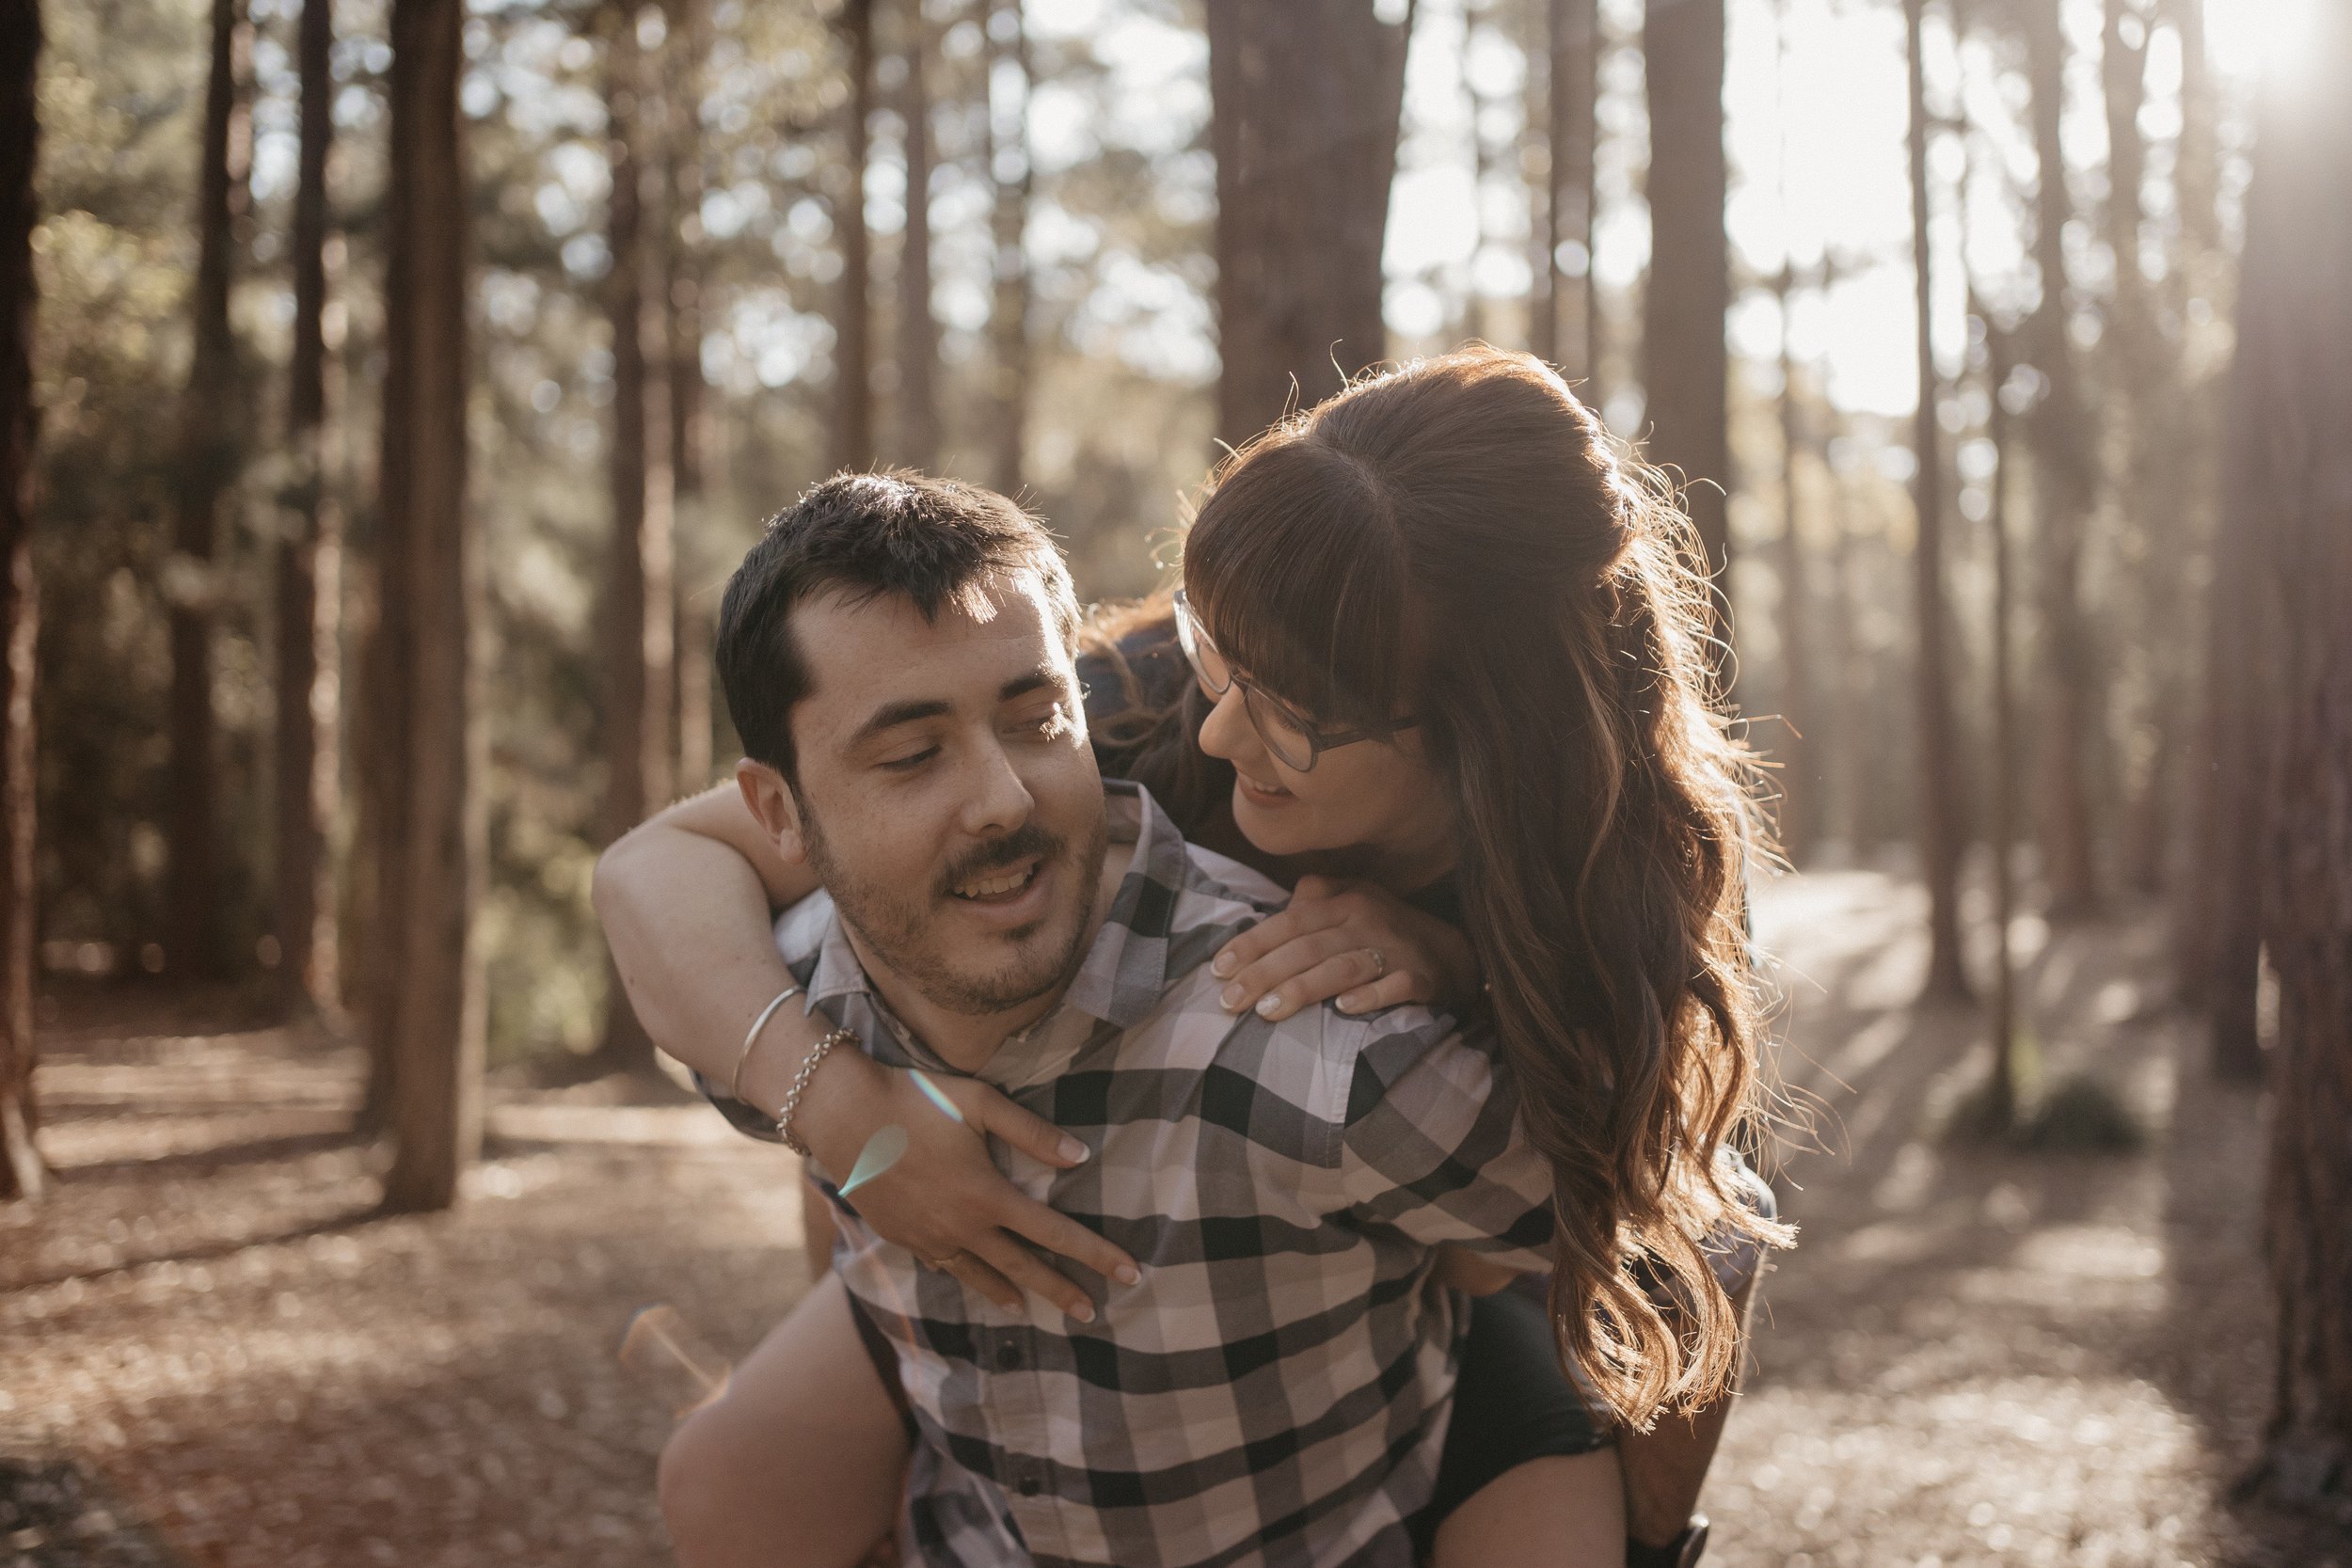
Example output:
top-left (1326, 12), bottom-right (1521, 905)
top-left (701, 781), bottom-right (1557, 1568)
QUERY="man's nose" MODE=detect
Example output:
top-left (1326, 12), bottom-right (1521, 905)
top-left (959, 736), bottom-right (1036, 838)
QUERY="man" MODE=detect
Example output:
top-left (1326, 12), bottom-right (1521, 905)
top-left (679, 472), bottom-right (1575, 1567)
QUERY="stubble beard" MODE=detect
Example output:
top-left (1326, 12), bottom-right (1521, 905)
top-left (802, 801), bottom-right (1110, 1018)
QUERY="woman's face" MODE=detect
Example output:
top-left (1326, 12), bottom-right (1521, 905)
top-left (1194, 672), bottom-right (1459, 891)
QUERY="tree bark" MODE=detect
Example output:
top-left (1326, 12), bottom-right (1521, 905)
top-left (665, 0), bottom-right (712, 794)
top-left (985, 0), bottom-right (1030, 497)
top-left (1205, 0), bottom-right (1411, 446)
top-left (895, 5), bottom-right (940, 471)
top-left (374, 0), bottom-right (482, 1215)
top-left (1772, 274), bottom-right (1813, 862)
top-left (167, 0), bottom-right (251, 981)
top-left (276, 0), bottom-right (341, 1016)
top-left (2022, 0), bottom-right (2103, 917)
top-left (1905, 0), bottom-right (1969, 1005)
top-left (1538, 0), bottom-right (1597, 379)
top-left (834, 0), bottom-right (877, 473)
top-left (1642, 0), bottom-right (1730, 597)
top-left (0, 0), bottom-right (43, 1203)
top-left (596, 2), bottom-right (675, 1079)
top-left (2246, 6), bottom-right (2352, 1494)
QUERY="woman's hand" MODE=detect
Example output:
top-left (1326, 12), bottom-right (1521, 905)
top-left (1210, 875), bottom-right (1478, 1022)
top-left (802, 1049), bottom-right (1141, 1321)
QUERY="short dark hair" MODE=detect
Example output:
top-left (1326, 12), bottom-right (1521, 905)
top-left (715, 470), bottom-right (1079, 778)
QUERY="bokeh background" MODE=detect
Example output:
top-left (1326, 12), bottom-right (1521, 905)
top-left (6, 0), bottom-right (2351, 1563)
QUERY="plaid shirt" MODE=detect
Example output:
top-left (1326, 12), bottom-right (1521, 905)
top-left (703, 782), bottom-right (1556, 1568)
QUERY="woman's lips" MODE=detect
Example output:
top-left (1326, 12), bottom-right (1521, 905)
top-left (1234, 769), bottom-right (1295, 808)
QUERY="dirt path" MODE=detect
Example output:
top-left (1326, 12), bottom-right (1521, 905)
top-left (2, 874), bottom-right (2340, 1566)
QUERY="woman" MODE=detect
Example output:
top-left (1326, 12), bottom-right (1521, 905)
top-left (598, 346), bottom-right (1787, 1567)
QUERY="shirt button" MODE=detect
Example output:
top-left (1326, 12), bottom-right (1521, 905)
top-left (996, 1342), bottom-right (1023, 1370)
top-left (1017, 1477), bottom-right (1042, 1497)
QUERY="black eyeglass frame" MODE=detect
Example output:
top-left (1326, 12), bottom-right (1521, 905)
top-left (1171, 589), bottom-right (1419, 773)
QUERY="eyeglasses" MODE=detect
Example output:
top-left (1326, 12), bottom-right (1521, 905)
top-left (1171, 589), bottom-right (1418, 773)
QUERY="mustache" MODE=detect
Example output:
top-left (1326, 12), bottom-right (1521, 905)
top-left (937, 822), bottom-right (1064, 895)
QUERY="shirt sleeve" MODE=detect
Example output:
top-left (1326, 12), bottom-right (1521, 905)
top-left (691, 1069), bottom-right (789, 1145)
top-left (1334, 1011), bottom-right (1557, 1272)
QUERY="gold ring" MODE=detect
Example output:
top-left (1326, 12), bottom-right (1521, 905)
top-left (1365, 948), bottom-right (1386, 980)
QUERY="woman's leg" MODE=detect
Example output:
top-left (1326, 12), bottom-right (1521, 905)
top-left (658, 1272), bottom-right (912, 1568)
top-left (1432, 1449), bottom-right (1625, 1568)
top-left (1422, 1283), bottom-right (1625, 1568)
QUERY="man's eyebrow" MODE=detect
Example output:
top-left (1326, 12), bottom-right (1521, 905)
top-left (849, 698), bottom-right (952, 747)
top-left (999, 667), bottom-right (1070, 702)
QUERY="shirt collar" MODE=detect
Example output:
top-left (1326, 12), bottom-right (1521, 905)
top-left (802, 780), bottom-right (1186, 1059)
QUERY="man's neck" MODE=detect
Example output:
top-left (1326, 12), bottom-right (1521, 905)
top-left (849, 835), bottom-right (1128, 1075)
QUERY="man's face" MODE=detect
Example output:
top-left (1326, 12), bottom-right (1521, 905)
top-left (743, 571), bottom-right (1107, 1018)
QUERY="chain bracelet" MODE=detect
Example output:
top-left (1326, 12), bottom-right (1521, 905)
top-left (776, 1026), bottom-right (858, 1158)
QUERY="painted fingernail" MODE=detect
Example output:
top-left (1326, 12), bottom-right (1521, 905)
top-left (1211, 952), bottom-right (1237, 978)
top-left (1115, 1263), bottom-right (1141, 1286)
top-left (1255, 994), bottom-right (1282, 1019)
top-left (1069, 1300), bottom-right (1096, 1323)
top-left (1336, 992), bottom-right (1362, 1013)
top-left (1221, 982), bottom-right (1245, 1010)
top-left (1058, 1135), bottom-right (1090, 1164)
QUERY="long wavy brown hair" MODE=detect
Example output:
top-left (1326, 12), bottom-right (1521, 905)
top-left (1178, 345), bottom-right (1788, 1428)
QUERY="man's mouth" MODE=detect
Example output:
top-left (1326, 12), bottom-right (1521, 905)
top-left (950, 858), bottom-right (1043, 902)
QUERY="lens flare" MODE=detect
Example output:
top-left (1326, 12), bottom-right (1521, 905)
top-left (838, 1123), bottom-right (911, 1196)
top-left (908, 1069), bottom-right (966, 1125)
top-left (619, 1304), bottom-right (732, 1418)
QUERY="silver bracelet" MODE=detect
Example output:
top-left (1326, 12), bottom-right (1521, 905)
top-left (728, 985), bottom-right (804, 1104)
top-left (777, 1027), bottom-right (858, 1159)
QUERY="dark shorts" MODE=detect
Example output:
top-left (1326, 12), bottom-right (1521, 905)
top-left (845, 1280), bottom-right (1612, 1546)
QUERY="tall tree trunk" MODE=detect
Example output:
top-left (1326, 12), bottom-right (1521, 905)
top-left (834, 0), bottom-right (877, 473)
top-left (1904, 0), bottom-right (1969, 1004)
top-left (896, 6), bottom-right (940, 470)
top-left (1642, 0), bottom-right (1730, 599)
top-left (596, 1), bottom-right (675, 1078)
top-left (2022, 0), bottom-right (2102, 917)
top-left (2246, 5), bottom-right (2352, 1496)
top-left (985, 0), bottom-right (1030, 497)
top-left (1772, 275), bottom-right (1813, 862)
top-left (1459, 0), bottom-right (1492, 345)
top-left (0, 0), bottom-right (43, 1203)
top-left (1538, 0), bottom-right (1597, 379)
top-left (167, 0), bottom-right (251, 981)
top-left (374, 0), bottom-right (482, 1215)
top-left (276, 0), bottom-right (340, 1016)
top-left (665, 0), bottom-right (711, 795)
top-left (1982, 310), bottom-right (2022, 1122)
top-left (1205, 0), bottom-right (1412, 445)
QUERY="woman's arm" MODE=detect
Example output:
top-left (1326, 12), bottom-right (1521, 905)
top-left (593, 784), bottom-right (1138, 1316)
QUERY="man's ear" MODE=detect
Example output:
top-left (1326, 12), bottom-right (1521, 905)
top-left (736, 759), bottom-right (809, 866)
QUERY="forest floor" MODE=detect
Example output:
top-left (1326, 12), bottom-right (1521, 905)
top-left (4, 868), bottom-right (2347, 1568)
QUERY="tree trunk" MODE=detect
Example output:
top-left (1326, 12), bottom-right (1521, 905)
top-left (374, 0), bottom-right (482, 1215)
top-left (1905, 0), bottom-right (1969, 1005)
top-left (895, 6), bottom-right (940, 470)
top-left (596, 3), bottom-right (675, 1079)
top-left (167, 0), bottom-right (251, 982)
top-left (665, 0), bottom-right (711, 795)
top-left (1772, 274), bottom-right (1813, 862)
top-left (1459, 0), bottom-right (1493, 345)
top-left (2022, 0), bottom-right (2102, 917)
top-left (1538, 0), bottom-right (1597, 379)
top-left (1641, 0), bottom-right (1730, 596)
top-left (2247, 6), bottom-right (2352, 1495)
top-left (834, 0), bottom-right (877, 473)
top-left (0, 0), bottom-right (43, 1203)
top-left (275, 0), bottom-right (340, 1016)
top-left (985, 0), bottom-right (1030, 497)
top-left (1204, 0), bottom-right (1411, 446)
top-left (1983, 311), bottom-right (2022, 1124)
